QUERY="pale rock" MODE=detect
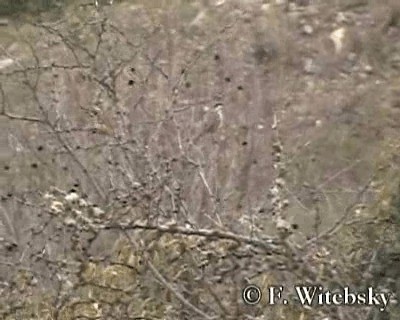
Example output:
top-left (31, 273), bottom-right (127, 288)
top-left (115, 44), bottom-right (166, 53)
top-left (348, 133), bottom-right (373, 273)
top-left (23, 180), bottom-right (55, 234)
top-left (65, 192), bottom-right (80, 203)
top-left (276, 217), bottom-right (292, 232)
top-left (270, 185), bottom-right (279, 196)
top-left (78, 198), bottom-right (89, 207)
top-left (261, 3), bottom-right (271, 12)
top-left (132, 181), bottom-right (142, 188)
top-left (303, 24), bottom-right (314, 35)
top-left (43, 192), bottom-right (56, 200)
top-left (330, 27), bottom-right (346, 54)
top-left (50, 201), bottom-right (64, 214)
top-left (73, 209), bottom-right (83, 217)
top-left (214, 0), bottom-right (225, 6)
top-left (364, 64), bottom-right (373, 74)
top-left (91, 206), bottom-right (105, 217)
top-left (63, 217), bottom-right (77, 226)
top-left (0, 58), bottom-right (14, 70)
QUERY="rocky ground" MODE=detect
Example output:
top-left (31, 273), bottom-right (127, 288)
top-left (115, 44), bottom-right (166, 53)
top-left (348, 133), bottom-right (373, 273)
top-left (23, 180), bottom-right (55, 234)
top-left (1, 0), bottom-right (400, 319)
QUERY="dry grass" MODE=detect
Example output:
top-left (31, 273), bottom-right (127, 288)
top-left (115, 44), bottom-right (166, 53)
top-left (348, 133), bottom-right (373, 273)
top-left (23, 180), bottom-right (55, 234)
top-left (1, 0), bottom-right (400, 319)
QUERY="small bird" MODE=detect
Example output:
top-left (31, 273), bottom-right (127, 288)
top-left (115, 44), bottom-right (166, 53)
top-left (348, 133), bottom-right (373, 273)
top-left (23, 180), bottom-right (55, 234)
top-left (193, 103), bottom-right (224, 143)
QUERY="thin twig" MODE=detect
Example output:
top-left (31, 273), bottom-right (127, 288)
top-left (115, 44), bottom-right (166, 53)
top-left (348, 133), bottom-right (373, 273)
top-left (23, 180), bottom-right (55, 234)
top-left (122, 230), bottom-right (216, 320)
top-left (105, 222), bottom-right (280, 252)
top-left (304, 174), bottom-right (375, 248)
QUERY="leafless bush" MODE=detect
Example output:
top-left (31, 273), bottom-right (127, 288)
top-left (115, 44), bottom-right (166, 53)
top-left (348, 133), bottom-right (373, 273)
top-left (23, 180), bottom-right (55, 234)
top-left (0, 1), bottom-right (399, 319)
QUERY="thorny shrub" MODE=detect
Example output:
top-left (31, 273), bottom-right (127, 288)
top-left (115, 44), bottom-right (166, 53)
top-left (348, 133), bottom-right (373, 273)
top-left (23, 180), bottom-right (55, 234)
top-left (0, 1), bottom-right (399, 319)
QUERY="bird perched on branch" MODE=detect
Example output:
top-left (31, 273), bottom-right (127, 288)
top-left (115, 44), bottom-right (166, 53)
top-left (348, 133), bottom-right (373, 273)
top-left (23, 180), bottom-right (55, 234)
top-left (193, 103), bottom-right (224, 144)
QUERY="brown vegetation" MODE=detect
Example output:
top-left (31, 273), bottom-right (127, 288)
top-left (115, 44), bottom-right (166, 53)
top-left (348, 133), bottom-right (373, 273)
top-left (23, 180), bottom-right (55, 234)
top-left (0, 0), bottom-right (399, 319)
